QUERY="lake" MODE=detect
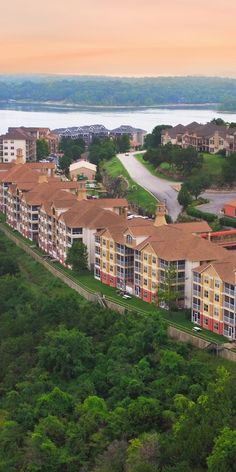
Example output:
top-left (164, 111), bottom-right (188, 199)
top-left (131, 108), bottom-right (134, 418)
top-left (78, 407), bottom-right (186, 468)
top-left (0, 103), bottom-right (236, 134)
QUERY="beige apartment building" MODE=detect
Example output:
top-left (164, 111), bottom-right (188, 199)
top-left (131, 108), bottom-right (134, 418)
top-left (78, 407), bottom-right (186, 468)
top-left (161, 122), bottom-right (236, 154)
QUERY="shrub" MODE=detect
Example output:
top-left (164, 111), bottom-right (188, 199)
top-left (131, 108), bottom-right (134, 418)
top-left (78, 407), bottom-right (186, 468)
top-left (219, 216), bottom-right (236, 228)
top-left (186, 206), bottom-right (216, 222)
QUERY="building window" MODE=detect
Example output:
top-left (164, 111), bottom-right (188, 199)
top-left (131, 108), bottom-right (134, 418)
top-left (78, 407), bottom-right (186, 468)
top-left (144, 266), bottom-right (148, 273)
top-left (214, 322), bottom-right (219, 330)
top-left (144, 278), bottom-right (148, 286)
top-left (204, 277), bottom-right (209, 284)
top-left (214, 308), bottom-right (219, 317)
top-left (204, 290), bottom-right (209, 298)
top-left (103, 239), bottom-right (106, 246)
top-left (110, 277), bottom-right (113, 283)
top-left (204, 318), bottom-right (209, 325)
top-left (204, 304), bottom-right (208, 312)
top-left (126, 234), bottom-right (132, 244)
top-left (110, 253), bottom-right (113, 260)
top-left (215, 280), bottom-right (220, 288)
top-left (102, 263), bottom-right (106, 269)
top-left (152, 256), bottom-right (157, 264)
top-left (143, 253), bottom-right (148, 261)
top-left (215, 294), bottom-right (219, 302)
top-left (143, 291), bottom-right (148, 298)
top-left (110, 242), bottom-right (113, 248)
top-left (110, 265), bottom-right (113, 272)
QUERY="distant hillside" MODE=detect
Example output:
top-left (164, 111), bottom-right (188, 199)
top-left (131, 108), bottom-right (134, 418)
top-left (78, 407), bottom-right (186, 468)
top-left (1, 75), bottom-right (236, 107)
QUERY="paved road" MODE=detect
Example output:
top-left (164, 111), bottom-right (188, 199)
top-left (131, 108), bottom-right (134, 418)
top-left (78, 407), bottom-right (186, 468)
top-left (118, 153), bottom-right (182, 221)
top-left (119, 153), bottom-right (236, 221)
top-left (200, 191), bottom-right (236, 215)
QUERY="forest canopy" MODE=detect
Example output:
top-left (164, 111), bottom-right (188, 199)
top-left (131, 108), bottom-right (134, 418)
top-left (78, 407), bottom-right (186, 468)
top-left (0, 232), bottom-right (235, 471)
top-left (1, 75), bottom-right (236, 107)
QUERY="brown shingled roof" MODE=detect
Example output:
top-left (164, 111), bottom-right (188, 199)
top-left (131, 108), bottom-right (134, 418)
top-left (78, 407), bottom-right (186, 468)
top-left (193, 255), bottom-right (236, 285)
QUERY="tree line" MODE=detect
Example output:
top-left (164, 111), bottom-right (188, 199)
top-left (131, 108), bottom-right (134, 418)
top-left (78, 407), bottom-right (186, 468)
top-left (1, 76), bottom-right (236, 106)
top-left (0, 232), bottom-right (236, 471)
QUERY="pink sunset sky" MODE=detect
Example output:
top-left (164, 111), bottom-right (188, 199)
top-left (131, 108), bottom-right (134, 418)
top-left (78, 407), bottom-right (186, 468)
top-left (1, 0), bottom-right (236, 76)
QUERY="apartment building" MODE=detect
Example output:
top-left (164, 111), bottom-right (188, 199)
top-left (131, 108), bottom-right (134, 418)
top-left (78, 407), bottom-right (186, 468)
top-left (192, 256), bottom-right (236, 339)
top-left (54, 124), bottom-right (110, 146)
top-left (39, 198), bottom-right (128, 266)
top-left (161, 122), bottom-right (236, 154)
top-left (0, 129), bottom-right (36, 163)
top-left (95, 218), bottom-right (227, 308)
top-left (110, 125), bottom-right (147, 147)
top-left (0, 160), bottom-right (56, 214)
top-left (17, 127), bottom-right (60, 155)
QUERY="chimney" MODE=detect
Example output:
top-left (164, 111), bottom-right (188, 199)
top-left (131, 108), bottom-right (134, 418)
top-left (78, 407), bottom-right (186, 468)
top-left (16, 148), bottom-right (24, 165)
top-left (154, 202), bottom-right (167, 227)
top-left (77, 188), bottom-right (87, 201)
top-left (38, 174), bottom-right (48, 184)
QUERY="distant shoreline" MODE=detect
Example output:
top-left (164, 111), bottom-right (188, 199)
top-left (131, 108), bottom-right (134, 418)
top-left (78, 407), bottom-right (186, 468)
top-left (0, 100), bottom-right (220, 110)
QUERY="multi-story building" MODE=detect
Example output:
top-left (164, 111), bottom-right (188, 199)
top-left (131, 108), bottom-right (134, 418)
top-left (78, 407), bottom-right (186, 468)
top-left (95, 217), bottom-right (226, 308)
top-left (39, 198), bottom-right (128, 266)
top-left (16, 127), bottom-right (60, 155)
top-left (0, 128), bottom-right (37, 163)
top-left (111, 125), bottom-right (147, 147)
top-left (161, 122), bottom-right (236, 155)
top-left (0, 159), bottom-right (56, 214)
top-left (192, 256), bottom-right (236, 339)
top-left (53, 125), bottom-right (110, 146)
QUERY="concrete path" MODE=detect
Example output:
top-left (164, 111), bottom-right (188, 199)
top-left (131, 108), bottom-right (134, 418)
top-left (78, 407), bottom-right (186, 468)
top-left (118, 152), bottom-right (182, 221)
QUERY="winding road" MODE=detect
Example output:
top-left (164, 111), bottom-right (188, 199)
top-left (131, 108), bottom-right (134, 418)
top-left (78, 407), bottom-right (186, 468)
top-left (118, 152), bottom-right (182, 221)
top-left (118, 152), bottom-right (236, 221)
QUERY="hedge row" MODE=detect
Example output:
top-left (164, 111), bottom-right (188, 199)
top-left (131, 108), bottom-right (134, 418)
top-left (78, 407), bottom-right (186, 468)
top-left (219, 216), bottom-right (236, 228)
top-left (186, 206), bottom-right (216, 222)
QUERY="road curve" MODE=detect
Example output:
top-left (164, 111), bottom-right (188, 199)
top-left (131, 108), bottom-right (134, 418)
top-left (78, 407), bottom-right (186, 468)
top-left (118, 152), bottom-right (182, 221)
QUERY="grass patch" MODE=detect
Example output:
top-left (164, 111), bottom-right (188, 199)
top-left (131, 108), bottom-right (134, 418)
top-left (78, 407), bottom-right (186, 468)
top-left (135, 154), bottom-right (178, 181)
top-left (102, 156), bottom-right (157, 214)
top-left (136, 152), bottom-right (224, 185)
top-left (191, 153), bottom-right (224, 183)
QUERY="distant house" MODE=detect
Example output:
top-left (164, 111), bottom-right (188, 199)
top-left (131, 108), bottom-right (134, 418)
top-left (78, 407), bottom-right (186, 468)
top-left (69, 159), bottom-right (97, 181)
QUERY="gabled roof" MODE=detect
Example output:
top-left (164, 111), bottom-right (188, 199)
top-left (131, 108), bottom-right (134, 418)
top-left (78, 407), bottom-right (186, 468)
top-left (193, 255), bottom-right (236, 285)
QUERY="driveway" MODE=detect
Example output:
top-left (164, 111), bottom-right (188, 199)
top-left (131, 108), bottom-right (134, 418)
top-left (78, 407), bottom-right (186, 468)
top-left (118, 152), bottom-right (182, 221)
top-left (118, 153), bottom-right (236, 221)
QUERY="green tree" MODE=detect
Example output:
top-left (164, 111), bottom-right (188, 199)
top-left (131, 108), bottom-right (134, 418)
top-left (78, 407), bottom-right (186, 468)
top-left (144, 125), bottom-right (172, 149)
top-left (184, 175), bottom-right (210, 199)
top-left (177, 186), bottom-right (192, 208)
top-left (156, 264), bottom-right (181, 310)
top-left (38, 325), bottom-right (92, 379)
top-left (207, 427), bottom-right (236, 472)
top-left (0, 256), bottom-right (19, 276)
top-left (36, 139), bottom-right (50, 161)
top-left (66, 240), bottom-right (88, 273)
top-left (115, 134), bottom-right (130, 153)
top-left (222, 153), bottom-right (236, 184)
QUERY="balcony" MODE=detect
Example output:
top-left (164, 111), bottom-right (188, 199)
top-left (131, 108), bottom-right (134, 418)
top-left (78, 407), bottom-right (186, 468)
top-left (224, 287), bottom-right (235, 296)
top-left (193, 303), bottom-right (200, 310)
top-left (193, 290), bottom-right (201, 297)
top-left (224, 301), bottom-right (235, 311)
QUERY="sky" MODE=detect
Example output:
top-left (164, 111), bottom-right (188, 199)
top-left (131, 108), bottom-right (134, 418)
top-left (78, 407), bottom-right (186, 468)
top-left (1, 0), bottom-right (236, 76)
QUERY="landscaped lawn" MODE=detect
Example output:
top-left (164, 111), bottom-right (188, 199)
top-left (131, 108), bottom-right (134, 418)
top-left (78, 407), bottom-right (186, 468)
top-left (136, 152), bottom-right (225, 185)
top-left (102, 156), bottom-right (157, 214)
top-left (135, 154), bottom-right (178, 182)
top-left (192, 153), bottom-right (224, 182)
